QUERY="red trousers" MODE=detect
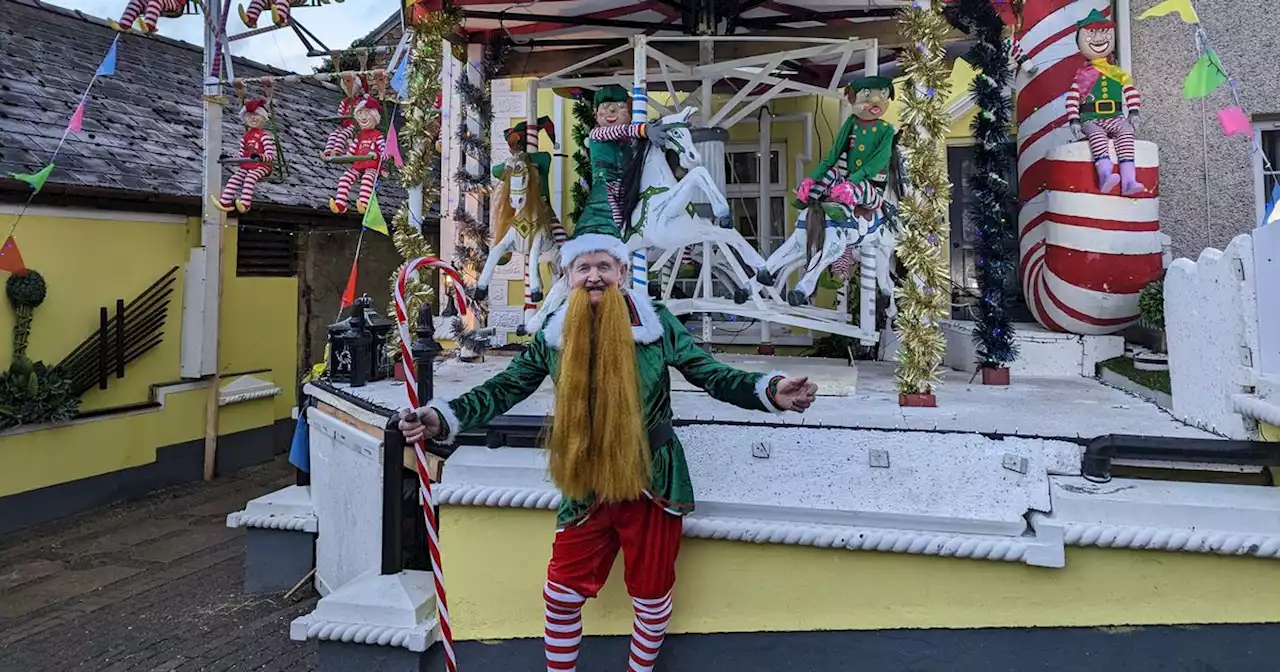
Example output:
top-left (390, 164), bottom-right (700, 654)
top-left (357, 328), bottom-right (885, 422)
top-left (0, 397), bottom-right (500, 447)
top-left (546, 498), bottom-right (684, 600)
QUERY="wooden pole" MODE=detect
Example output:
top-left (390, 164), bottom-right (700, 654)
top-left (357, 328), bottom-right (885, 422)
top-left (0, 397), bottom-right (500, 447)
top-left (201, 0), bottom-right (226, 482)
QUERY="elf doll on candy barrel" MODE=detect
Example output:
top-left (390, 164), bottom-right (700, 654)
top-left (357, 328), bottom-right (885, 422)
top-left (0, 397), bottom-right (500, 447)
top-left (1066, 9), bottom-right (1146, 196)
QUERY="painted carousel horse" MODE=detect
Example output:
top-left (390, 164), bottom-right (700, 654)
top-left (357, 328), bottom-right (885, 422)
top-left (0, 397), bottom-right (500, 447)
top-left (756, 167), bottom-right (903, 314)
top-left (472, 151), bottom-right (559, 333)
top-left (620, 106), bottom-right (767, 294)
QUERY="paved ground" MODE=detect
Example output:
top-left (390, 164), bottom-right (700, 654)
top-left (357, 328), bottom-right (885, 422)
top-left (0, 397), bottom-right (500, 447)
top-left (0, 457), bottom-right (318, 672)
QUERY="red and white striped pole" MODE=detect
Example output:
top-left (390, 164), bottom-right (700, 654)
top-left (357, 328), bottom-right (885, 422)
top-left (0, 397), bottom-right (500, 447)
top-left (393, 257), bottom-right (468, 672)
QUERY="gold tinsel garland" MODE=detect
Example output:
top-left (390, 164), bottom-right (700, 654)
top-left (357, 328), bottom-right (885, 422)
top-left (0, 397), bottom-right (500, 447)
top-left (893, 0), bottom-right (952, 396)
top-left (384, 10), bottom-right (460, 356)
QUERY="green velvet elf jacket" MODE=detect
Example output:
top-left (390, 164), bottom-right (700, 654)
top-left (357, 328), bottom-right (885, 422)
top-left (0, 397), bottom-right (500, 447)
top-left (428, 291), bottom-right (785, 530)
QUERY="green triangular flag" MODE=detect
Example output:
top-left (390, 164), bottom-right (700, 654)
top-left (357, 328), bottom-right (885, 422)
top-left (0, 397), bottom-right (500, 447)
top-left (1182, 50), bottom-right (1227, 99)
top-left (10, 164), bottom-right (55, 194)
top-left (361, 192), bottom-right (389, 235)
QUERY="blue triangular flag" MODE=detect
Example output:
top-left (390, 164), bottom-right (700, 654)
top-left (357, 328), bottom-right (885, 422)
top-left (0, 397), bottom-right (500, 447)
top-left (1264, 183), bottom-right (1280, 227)
top-left (96, 36), bottom-right (119, 77)
top-left (288, 409), bottom-right (311, 473)
top-left (391, 59), bottom-right (409, 100)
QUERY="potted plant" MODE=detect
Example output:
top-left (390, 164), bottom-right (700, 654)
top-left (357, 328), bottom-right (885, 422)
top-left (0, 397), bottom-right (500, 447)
top-left (1134, 279), bottom-right (1168, 371)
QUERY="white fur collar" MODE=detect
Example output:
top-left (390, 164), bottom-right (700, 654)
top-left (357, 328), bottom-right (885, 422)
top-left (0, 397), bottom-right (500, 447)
top-left (541, 289), bottom-right (664, 350)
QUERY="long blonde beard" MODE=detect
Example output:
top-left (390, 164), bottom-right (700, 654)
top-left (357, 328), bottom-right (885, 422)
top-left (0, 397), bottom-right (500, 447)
top-left (546, 286), bottom-right (650, 502)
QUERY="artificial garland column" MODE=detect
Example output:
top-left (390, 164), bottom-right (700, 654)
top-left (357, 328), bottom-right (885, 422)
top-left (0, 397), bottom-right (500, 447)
top-left (568, 96), bottom-right (596, 226)
top-left (449, 39), bottom-right (509, 355)
top-left (951, 0), bottom-right (1019, 384)
top-left (893, 0), bottom-right (952, 406)
top-left (385, 10), bottom-right (460, 357)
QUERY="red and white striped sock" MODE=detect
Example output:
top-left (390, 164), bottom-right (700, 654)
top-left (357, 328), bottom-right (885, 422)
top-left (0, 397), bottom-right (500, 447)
top-left (628, 592), bottom-right (673, 672)
top-left (333, 168), bottom-right (358, 208)
top-left (544, 580), bottom-right (584, 672)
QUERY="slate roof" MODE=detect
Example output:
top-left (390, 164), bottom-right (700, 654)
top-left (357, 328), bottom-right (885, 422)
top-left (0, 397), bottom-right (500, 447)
top-left (0, 0), bottom-right (405, 216)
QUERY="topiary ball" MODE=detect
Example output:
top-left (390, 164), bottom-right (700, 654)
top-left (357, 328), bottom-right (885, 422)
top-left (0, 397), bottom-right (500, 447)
top-left (6, 269), bottom-right (47, 310)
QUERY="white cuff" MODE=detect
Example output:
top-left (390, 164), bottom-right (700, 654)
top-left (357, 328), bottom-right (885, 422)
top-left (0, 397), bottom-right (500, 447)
top-left (427, 399), bottom-right (462, 445)
top-left (755, 370), bottom-right (788, 414)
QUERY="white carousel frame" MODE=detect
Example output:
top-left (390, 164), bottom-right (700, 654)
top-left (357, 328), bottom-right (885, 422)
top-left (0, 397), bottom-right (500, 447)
top-left (520, 34), bottom-right (888, 345)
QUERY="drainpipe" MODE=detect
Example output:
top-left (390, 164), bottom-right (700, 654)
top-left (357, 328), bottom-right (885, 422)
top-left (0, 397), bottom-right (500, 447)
top-left (1115, 0), bottom-right (1134, 73)
top-left (199, 1), bottom-right (226, 481)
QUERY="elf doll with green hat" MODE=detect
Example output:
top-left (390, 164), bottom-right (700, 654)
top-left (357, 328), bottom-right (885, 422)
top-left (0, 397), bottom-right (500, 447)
top-left (398, 223), bottom-right (818, 672)
top-left (794, 75), bottom-right (898, 211)
top-left (577, 84), bottom-right (671, 239)
top-left (1066, 9), bottom-right (1145, 196)
top-left (493, 117), bottom-right (565, 241)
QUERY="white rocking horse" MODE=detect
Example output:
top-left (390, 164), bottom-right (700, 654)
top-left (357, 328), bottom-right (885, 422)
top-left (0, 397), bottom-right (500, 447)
top-left (472, 152), bottom-right (559, 332)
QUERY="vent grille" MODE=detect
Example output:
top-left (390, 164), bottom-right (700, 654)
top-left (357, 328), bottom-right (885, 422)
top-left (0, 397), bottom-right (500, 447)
top-left (236, 224), bottom-right (297, 277)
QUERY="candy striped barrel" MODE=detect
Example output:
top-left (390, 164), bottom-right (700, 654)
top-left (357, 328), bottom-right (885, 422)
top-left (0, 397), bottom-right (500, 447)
top-left (1015, 0), bottom-right (1163, 334)
top-left (1032, 141), bottom-right (1162, 333)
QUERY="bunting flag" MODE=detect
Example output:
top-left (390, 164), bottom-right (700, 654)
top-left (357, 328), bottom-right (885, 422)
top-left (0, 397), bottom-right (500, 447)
top-left (340, 257), bottom-right (359, 308)
top-left (1265, 184), bottom-right (1280, 227)
top-left (361, 191), bottom-right (389, 235)
top-left (1217, 106), bottom-right (1251, 136)
top-left (96, 36), bottom-right (119, 77)
top-left (9, 164), bottom-right (55, 194)
top-left (68, 102), bottom-right (86, 133)
top-left (1182, 50), bottom-right (1226, 99)
top-left (1137, 0), bottom-right (1199, 23)
top-left (0, 236), bottom-right (27, 275)
top-left (386, 124), bottom-right (404, 168)
top-left (391, 59), bottom-right (409, 100)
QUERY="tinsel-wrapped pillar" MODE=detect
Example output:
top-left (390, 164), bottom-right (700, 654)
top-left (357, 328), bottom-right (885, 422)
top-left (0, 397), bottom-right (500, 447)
top-left (383, 12), bottom-right (459, 360)
top-left (949, 0), bottom-right (1020, 385)
top-left (893, 0), bottom-right (952, 407)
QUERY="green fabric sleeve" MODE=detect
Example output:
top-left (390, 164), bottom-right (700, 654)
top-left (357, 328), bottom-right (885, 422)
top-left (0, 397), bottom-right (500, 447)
top-left (657, 305), bottom-right (770, 412)
top-left (491, 163), bottom-right (505, 180)
top-left (444, 333), bottom-right (552, 435)
top-left (809, 115), bottom-right (856, 182)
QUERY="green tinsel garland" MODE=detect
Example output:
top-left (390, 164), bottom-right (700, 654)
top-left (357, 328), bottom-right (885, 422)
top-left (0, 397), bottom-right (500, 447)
top-left (568, 97), bottom-right (595, 226)
top-left (893, 0), bottom-right (953, 397)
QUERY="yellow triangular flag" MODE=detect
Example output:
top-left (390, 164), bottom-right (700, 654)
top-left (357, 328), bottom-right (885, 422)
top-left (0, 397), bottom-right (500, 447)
top-left (1137, 0), bottom-right (1199, 23)
top-left (362, 192), bottom-right (390, 236)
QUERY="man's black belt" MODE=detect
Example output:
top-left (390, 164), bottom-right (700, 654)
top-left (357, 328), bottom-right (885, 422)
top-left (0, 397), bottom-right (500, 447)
top-left (648, 421), bottom-right (675, 447)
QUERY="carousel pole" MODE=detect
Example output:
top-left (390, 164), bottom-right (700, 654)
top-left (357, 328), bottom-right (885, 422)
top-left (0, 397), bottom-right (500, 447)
top-left (630, 35), bottom-right (649, 295)
top-left (522, 81), bottom-right (540, 327)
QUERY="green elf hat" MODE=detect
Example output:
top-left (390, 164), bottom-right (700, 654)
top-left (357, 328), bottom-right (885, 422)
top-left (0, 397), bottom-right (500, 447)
top-left (504, 116), bottom-right (558, 148)
top-left (846, 75), bottom-right (895, 99)
top-left (1077, 8), bottom-right (1114, 30)
top-left (558, 223), bottom-right (630, 270)
top-left (593, 84), bottom-right (629, 108)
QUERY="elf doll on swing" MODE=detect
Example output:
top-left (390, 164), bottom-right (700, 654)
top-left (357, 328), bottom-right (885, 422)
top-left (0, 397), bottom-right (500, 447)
top-left (329, 95), bottom-right (387, 215)
top-left (213, 98), bottom-right (276, 214)
top-left (1066, 9), bottom-right (1146, 196)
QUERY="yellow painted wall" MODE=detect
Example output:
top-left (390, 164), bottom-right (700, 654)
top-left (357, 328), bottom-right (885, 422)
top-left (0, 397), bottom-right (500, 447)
top-left (0, 212), bottom-right (298, 498)
top-left (442, 507), bottom-right (1280, 640)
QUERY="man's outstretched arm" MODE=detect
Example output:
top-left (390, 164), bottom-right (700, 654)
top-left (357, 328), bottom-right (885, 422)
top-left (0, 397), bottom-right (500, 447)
top-left (407, 333), bottom-right (552, 445)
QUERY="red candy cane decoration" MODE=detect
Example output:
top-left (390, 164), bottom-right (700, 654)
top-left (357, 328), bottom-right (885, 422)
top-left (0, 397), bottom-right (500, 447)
top-left (393, 257), bottom-right (467, 672)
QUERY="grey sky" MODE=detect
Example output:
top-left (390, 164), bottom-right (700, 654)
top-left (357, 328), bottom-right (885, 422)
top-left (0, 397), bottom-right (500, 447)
top-left (47, 0), bottom-right (398, 73)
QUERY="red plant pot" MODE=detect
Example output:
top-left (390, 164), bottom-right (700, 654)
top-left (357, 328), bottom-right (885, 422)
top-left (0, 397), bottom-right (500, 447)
top-left (981, 366), bottom-right (1010, 386)
top-left (394, 361), bottom-right (408, 382)
top-left (757, 344), bottom-right (776, 356)
top-left (898, 393), bottom-right (937, 408)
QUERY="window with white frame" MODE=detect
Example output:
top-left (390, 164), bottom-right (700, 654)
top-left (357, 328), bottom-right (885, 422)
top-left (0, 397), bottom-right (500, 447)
top-left (672, 143), bottom-right (809, 345)
top-left (1255, 120), bottom-right (1280, 225)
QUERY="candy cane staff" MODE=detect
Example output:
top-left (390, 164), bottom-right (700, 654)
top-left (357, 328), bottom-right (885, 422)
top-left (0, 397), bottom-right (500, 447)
top-left (397, 227), bottom-right (819, 672)
top-left (392, 257), bottom-right (470, 672)
top-left (213, 99), bottom-right (276, 214)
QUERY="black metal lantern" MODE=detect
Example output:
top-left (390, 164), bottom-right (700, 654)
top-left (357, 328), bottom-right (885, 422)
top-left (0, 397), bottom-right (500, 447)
top-left (358, 298), bottom-right (395, 382)
top-left (326, 296), bottom-right (373, 387)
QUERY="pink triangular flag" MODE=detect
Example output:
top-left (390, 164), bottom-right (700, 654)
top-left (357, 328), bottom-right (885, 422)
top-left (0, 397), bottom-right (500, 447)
top-left (386, 124), bottom-right (404, 168)
top-left (68, 102), bottom-right (85, 133)
top-left (1217, 106), bottom-right (1251, 137)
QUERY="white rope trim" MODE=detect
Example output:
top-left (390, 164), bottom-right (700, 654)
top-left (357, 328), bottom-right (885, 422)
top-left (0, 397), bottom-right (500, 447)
top-left (293, 617), bottom-right (437, 652)
top-left (226, 511), bottom-right (318, 533)
top-left (1062, 523), bottom-right (1280, 557)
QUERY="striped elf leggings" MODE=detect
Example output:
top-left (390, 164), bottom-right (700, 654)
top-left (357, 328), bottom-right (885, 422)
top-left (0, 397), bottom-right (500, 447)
top-left (116, 0), bottom-right (185, 33)
top-left (543, 499), bottom-right (683, 672)
top-left (1081, 116), bottom-right (1136, 163)
top-left (218, 166), bottom-right (271, 210)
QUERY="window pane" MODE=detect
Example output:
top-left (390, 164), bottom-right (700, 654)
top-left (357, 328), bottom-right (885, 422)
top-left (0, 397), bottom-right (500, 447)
top-left (770, 151), bottom-right (781, 184)
top-left (1263, 130), bottom-right (1280, 173)
top-left (726, 152), bottom-right (759, 184)
top-left (730, 198), bottom-right (760, 245)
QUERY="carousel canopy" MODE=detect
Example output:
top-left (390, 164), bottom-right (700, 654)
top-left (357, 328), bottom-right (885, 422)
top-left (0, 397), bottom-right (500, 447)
top-left (421, 0), bottom-right (968, 85)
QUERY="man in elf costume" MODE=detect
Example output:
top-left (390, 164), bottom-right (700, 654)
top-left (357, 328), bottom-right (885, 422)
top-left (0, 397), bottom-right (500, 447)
top-left (399, 227), bottom-right (818, 672)
top-left (493, 118), bottom-right (564, 239)
top-left (576, 85), bottom-right (669, 238)
top-left (213, 98), bottom-right (276, 214)
top-left (796, 76), bottom-right (897, 212)
top-left (1066, 9), bottom-right (1145, 196)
